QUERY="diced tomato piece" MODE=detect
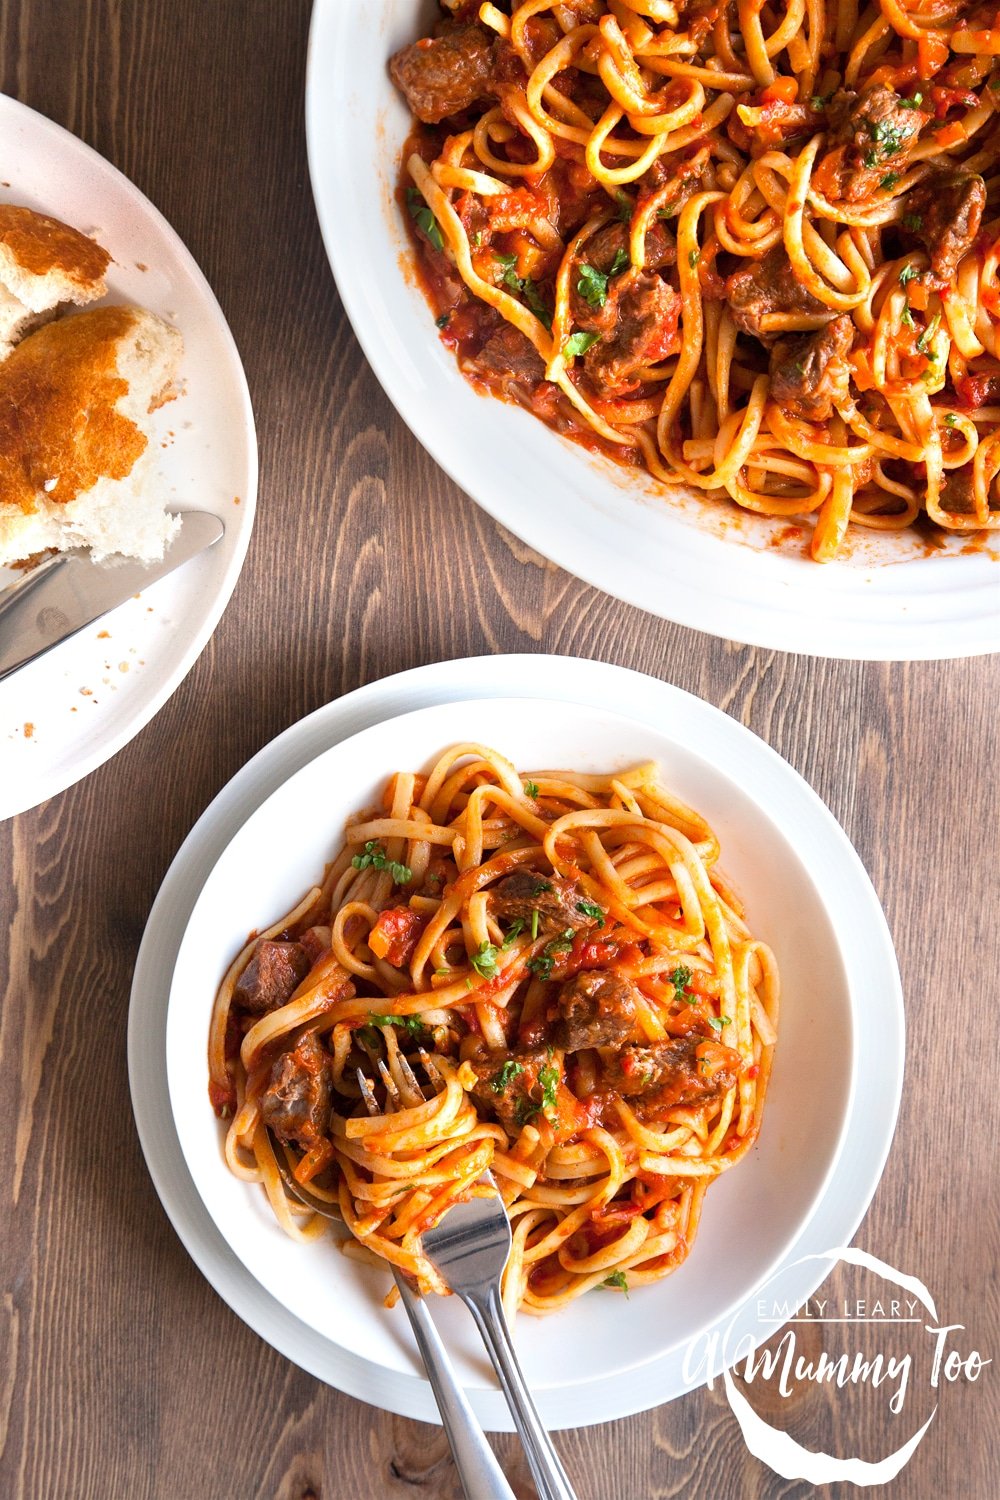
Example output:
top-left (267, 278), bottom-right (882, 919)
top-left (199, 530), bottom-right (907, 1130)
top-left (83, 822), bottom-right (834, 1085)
top-left (929, 84), bottom-right (980, 118)
top-left (563, 935), bottom-right (620, 974)
top-left (368, 906), bottom-right (425, 967)
top-left (761, 76), bottom-right (799, 104)
top-left (209, 1077), bottom-right (236, 1118)
top-left (552, 1083), bottom-right (589, 1137)
top-left (956, 370), bottom-right (1000, 408)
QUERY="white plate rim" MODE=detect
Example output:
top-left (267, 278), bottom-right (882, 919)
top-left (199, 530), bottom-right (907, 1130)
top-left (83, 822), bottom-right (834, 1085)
top-left (0, 93), bottom-right (258, 818)
top-left (128, 653), bottom-right (904, 1429)
top-left (165, 692), bottom-right (858, 1385)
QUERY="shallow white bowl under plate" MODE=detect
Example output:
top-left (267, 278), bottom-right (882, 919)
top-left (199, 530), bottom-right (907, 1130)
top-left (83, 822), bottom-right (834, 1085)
top-left (134, 657), bottom-right (903, 1428)
top-left (305, 0), bottom-right (1000, 660)
top-left (0, 94), bottom-right (257, 817)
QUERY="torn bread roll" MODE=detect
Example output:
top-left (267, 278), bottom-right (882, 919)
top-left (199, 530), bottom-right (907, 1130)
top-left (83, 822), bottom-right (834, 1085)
top-left (0, 305), bottom-right (183, 567)
top-left (0, 203), bottom-right (110, 358)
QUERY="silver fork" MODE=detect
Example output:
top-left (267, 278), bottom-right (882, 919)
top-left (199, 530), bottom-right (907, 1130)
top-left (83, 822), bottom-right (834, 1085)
top-left (420, 1184), bottom-right (578, 1500)
top-left (267, 1112), bottom-right (515, 1500)
top-left (363, 1053), bottom-right (578, 1500)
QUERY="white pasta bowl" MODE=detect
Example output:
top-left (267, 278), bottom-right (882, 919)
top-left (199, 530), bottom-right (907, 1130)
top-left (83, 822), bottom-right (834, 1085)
top-left (305, 0), bottom-right (1000, 660)
top-left (165, 694), bottom-right (873, 1416)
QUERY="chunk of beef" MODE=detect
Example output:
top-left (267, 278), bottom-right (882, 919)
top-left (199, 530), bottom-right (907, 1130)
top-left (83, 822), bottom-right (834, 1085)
top-left (816, 86), bottom-right (930, 203)
top-left (468, 1047), bottom-right (560, 1134)
top-left (727, 247), bottom-right (831, 344)
top-left (583, 271), bottom-right (682, 392)
top-left (233, 939), bottom-right (310, 1016)
top-left (591, 220), bottom-right (676, 276)
top-left (571, 223), bottom-right (676, 333)
top-left (472, 325), bottom-right (546, 389)
top-left (261, 1032), bottom-right (332, 1149)
top-left (768, 314), bottom-right (854, 422)
top-left (903, 169), bottom-right (985, 280)
top-left (389, 24), bottom-right (494, 124)
top-left (939, 464), bottom-right (977, 515)
top-left (491, 869), bottom-right (596, 935)
top-left (604, 1037), bottom-right (740, 1110)
top-left (551, 970), bottom-right (638, 1051)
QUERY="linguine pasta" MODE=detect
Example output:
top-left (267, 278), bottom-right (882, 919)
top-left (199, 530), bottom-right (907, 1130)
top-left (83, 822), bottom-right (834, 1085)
top-left (209, 743), bottom-right (778, 1318)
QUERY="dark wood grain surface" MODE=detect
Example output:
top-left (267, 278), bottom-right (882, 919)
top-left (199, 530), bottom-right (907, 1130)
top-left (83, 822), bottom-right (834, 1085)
top-left (1, 4), bottom-right (997, 1497)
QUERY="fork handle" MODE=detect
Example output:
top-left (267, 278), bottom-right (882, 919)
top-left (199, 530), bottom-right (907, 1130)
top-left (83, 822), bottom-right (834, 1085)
top-left (394, 1274), bottom-right (517, 1500)
top-left (461, 1284), bottom-right (579, 1500)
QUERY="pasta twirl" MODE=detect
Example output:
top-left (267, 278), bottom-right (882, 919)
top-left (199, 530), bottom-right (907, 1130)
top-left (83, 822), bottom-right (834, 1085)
top-left (209, 744), bottom-right (778, 1317)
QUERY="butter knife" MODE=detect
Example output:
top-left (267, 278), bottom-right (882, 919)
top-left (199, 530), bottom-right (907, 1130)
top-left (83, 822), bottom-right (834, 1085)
top-left (0, 510), bottom-right (224, 684)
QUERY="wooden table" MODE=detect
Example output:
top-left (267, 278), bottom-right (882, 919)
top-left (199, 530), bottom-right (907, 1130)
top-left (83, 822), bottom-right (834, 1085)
top-left (2, 4), bottom-right (997, 1497)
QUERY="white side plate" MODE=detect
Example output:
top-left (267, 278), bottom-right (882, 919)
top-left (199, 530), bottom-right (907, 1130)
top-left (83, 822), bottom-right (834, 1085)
top-left (0, 94), bottom-right (257, 816)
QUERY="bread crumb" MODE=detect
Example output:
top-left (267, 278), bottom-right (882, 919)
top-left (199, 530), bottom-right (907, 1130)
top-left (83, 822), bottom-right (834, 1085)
top-left (23, 721), bottom-right (33, 738)
top-left (97, 629), bottom-right (110, 639)
top-left (118, 662), bottom-right (129, 673)
top-left (79, 686), bottom-right (92, 696)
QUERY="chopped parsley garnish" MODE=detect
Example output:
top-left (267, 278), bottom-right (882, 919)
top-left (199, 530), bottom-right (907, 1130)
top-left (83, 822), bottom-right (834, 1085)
top-left (688, 249), bottom-right (700, 269)
top-left (864, 116), bottom-right (913, 162)
top-left (514, 1094), bottom-right (541, 1125)
top-left (900, 303), bottom-right (915, 330)
top-left (503, 917), bottom-right (527, 946)
top-left (615, 189), bottom-right (633, 222)
top-left (524, 780), bottom-right (540, 799)
top-left (708, 1015), bottom-right (733, 1032)
top-left (495, 252), bottom-right (552, 329)
top-left (435, 313), bottom-right (450, 329)
top-left (367, 1014), bottom-right (425, 1034)
top-left (916, 312), bottom-right (941, 353)
top-left (669, 964), bottom-right (693, 1002)
top-left (470, 941), bottom-right (500, 979)
top-left (577, 248), bottom-right (628, 309)
top-left (527, 928), bottom-right (576, 980)
top-left (538, 1064), bottom-right (560, 1113)
top-left (658, 198), bottom-right (680, 220)
top-left (899, 93), bottom-right (924, 109)
top-left (405, 187), bottom-right (443, 251)
top-left (902, 212), bottom-right (923, 231)
top-left (564, 330), bottom-right (600, 358)
top-left (944, 412), bottom-right (958, 427)
top-left (880, 172), bottom-right (901, 190)
top-left (531, 908), bottom-right (540, 941)
top-left (601, 1270), bottom-right (629, 1295)
top-left (492, 1060), bottom-right (524, 1093)
top-left (576, 898), bottom-right (605, 927)
top-left (352, 840), bottom-right (412, 885)
top-left (898, 263), bottom-right (919, 287)
top-left (810, 94), bottom-right (829, 110)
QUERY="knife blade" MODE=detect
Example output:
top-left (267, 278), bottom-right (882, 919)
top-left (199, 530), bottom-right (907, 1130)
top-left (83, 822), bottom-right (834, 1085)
top-left (0, 510), bottom-right (225, 684)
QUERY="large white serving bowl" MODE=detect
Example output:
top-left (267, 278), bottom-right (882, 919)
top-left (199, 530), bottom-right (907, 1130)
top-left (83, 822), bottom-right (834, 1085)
top-left (305, 0), bottom-right (1000, 660)
top-left (162, 689), bottom-right (864, 1423)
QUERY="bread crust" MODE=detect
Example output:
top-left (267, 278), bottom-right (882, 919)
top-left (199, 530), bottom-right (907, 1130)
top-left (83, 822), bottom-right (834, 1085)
top-left (0, 305), bottom-right (183, 565)
top-left (0, 204), bottom-right (109, 310)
